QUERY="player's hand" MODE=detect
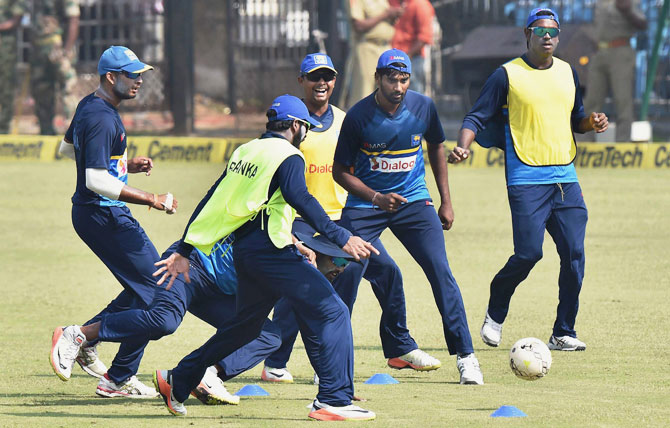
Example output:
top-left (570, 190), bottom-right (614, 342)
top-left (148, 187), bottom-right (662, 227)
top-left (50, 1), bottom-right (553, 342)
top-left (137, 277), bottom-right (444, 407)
top-left (153, 253), bottom-right (190, 290)
top-left (438, 203), bottom-right (455, 230)
top-left (153, 193), bottom-right (178, 214)
top-left (448, 146), bottom-right (470, 164)
top-left (341, 236), bottom-right (380, 261)
top-left (590, 112), bottom-right (609, 133)
top-left (375, 193), bottom-right (407, 213)
top-left (128, 156), bottom-right (154, 175)
top-left (295, 241), bottom-right (317, 267)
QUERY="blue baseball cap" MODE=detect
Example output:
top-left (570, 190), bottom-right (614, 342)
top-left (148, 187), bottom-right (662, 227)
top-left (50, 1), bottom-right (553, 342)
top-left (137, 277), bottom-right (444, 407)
top-left (97, 46), bottom-right (154, 75)
top-left (300, 53), bottom-right (337, 74)
top-left (267, 94), bottom-right (322, 129)
top-left (376, 49), bottom-right (412, 74)
top-left (526, 7), bottom-right (560, 28)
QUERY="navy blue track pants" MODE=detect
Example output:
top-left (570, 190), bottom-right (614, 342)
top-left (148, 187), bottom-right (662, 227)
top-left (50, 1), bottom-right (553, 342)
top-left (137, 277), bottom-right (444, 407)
top-left (170, 233), bottom-right (354, 406)
top-left (488, 183), bottom-right (587, 338)
top-left (265, 218), bottom-right (417, 369)
top-left (339, 200), bottom-right (474, 355)
top-left (72, 204), bottom-right (159, 383)
top-left (96, 245), bottom-right (282, 382)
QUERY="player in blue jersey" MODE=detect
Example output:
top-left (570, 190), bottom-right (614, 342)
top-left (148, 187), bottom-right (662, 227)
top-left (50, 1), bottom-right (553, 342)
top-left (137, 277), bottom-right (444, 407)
top-left (333, 49), bottom-right (484, 385)
top-left (261, 53), bottom-right (440, 384)
top-left (50, 46), bottom-right (177, 398)
top-left (449, 8), bottom-right (608, 351)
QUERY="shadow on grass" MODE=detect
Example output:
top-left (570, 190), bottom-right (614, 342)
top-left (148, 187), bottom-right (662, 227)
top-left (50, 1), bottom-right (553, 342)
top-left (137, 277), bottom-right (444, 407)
top-left (0, 411), bottom-right (307, 422)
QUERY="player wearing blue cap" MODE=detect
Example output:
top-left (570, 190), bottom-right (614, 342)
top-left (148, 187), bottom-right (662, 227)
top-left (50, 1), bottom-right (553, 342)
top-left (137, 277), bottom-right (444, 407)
top-left (333, 48), bottom-right (484, 385)
top-left (50, 46), bottom-right (178, 397)
top-left (261, 53), bottom-right (440, 384)
top-left (449, 8), bottom-right (608, 351)
top-left (152, 94), bottom-right (379, 420)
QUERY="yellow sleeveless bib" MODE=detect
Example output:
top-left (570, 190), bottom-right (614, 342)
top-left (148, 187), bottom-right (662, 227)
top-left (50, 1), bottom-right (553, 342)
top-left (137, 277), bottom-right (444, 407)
top-left (503, 57), bottom-right (577, 166)
top-left (184, 137), bottom-right (304, 253)
top-left (300, 105), bottom-right (347, 221)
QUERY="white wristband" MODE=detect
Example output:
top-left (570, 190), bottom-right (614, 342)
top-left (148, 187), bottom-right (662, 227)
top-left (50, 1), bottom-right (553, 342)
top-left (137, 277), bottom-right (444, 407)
top-left (162, 192), bottom-right (176, 214)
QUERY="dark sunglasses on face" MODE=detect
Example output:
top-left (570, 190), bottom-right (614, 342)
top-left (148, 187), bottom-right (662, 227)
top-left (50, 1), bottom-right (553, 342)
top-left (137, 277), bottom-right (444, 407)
top-left (332, 257), bottom-right (350, 268)
top-left (120, 70), bottom-right (142, 79)
top-left (529, 26), bottom-right (560, 38)
top-left (304, 72), bottom-right (336, 82)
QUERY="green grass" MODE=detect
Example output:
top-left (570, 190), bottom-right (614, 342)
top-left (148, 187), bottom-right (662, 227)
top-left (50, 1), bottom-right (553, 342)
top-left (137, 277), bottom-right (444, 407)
top-left (1, 162), bottom-right (669, 427)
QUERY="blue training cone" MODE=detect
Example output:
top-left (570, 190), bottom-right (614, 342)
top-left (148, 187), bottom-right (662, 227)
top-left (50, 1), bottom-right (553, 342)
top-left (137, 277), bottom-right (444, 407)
top-left (235, 384), bottom-right (270, 396)
top-left (490, 405), bottom-right (527, 418)
top-left (364, 373), bottom-right (399, 384)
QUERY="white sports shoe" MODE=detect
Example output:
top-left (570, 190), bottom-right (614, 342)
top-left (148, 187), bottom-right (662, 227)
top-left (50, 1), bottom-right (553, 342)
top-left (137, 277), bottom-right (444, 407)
top-left (96, 374), bottom-right (159, 398)
top-left (76, 342), bottom-right (107, 378)
top-left (191, 366), bottom-right (240, 405)
top-left (313, 373), bottom-right (319, 385)
top-left (50, 325), bottom-right (85, 381)
top-left (457, 354), bottom-right (484, 385)
top-left (387, 348), bottom-right (442, 371)
top-left (548, 335), bottom-right (586, 351)
top-left (261, 366), bottom-right (294, 383)
top-left (308, 399), bottom-right (376, 421)
top-left (480, 311), bottom-right (503, 347)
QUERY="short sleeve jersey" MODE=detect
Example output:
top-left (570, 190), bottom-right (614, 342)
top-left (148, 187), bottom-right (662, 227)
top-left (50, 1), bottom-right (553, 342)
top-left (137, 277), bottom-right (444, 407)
top-left (334, 90), bottom-right (446, 208)
top-left (66, 93), bottom-right (128, 207)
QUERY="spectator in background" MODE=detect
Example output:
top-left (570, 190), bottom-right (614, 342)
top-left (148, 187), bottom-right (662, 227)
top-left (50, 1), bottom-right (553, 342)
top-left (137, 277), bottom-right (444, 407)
top-left (584, 0), bottom-right (647, 142)
top-left (0, 0), bottom-right (27, 134)
top-left (341, 0), bottom-right (403, 109)
top-left (30, 0), bottom-right (80, 135)
top-left (391, 0), bottom-right (435, 94)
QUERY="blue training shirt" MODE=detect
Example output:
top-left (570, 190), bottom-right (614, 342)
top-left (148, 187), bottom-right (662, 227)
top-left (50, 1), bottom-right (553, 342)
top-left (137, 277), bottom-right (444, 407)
top-left (334, 90), bottom-right (446, 208)
top-left (66, 93), bottom-right (128, 206)
top-left (462, 55), bottom-right (587, 186)
top-left (194, 235), bottom-right (238, 295)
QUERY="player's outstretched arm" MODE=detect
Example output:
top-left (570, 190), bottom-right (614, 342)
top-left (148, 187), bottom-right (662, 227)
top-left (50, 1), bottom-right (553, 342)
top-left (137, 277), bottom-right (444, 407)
top-left (127, 156), bottom-right (154, 175)
top-left (579, 112), bottom-right (609, 134)
top-left (85, 167), bottom-right (178, 213)
top-left (153, 253), bottom-right (191, 290)
top-left (448, 128), bottom-right (475, 164)
top-left (341, 236), bottom-right (379, 262)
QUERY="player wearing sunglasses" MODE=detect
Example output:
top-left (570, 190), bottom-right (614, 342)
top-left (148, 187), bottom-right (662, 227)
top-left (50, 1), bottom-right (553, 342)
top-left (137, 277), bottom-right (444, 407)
top-left (449, 8), bottom-right (608, 352)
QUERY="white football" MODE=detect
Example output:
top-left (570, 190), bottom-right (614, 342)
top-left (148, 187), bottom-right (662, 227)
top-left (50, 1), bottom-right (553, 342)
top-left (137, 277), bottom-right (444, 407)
top-left (509, 337), bottom-right (552, 381)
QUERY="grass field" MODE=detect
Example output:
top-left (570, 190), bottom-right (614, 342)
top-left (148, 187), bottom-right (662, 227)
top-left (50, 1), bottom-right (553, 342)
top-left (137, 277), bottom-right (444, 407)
top-left (1, 162), bottom-right (669, 427)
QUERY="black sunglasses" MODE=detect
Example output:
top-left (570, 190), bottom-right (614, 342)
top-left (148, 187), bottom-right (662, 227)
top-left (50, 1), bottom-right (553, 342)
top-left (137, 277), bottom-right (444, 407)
top-left (304, 72), bottom-right (336, 82)
top-left (119, 70), bottom-right (142, 79)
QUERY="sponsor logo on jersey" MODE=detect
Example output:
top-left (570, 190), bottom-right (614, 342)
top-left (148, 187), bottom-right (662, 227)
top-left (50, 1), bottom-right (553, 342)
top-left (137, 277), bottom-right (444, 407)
top-left (228, 159), bottom-right (258, 178)
top-left (118, 150), bottom-right (128, 176)
top-left (307, 163), bottom-right (332, 174)
top-left (369, 155), bottom-right (416, 172)
top-left (363, 142), bottom-right (387, 150)
top-left (411, 134), bottom-right (422, 146)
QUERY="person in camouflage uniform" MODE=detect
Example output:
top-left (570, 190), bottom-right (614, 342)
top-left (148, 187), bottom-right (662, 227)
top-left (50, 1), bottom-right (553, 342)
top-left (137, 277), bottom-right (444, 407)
top-left (30, 0), bottom-right (79, 135)
top-left (0, 0), bottom-right (27, 133)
